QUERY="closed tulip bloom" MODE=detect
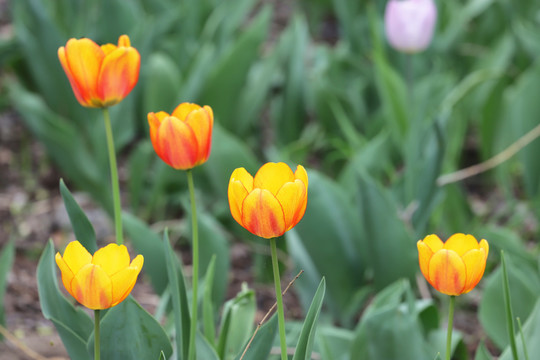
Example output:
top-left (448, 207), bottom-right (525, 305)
top-left (384, 0), bottom-right (437, 54)
top-left (55, 241), bottom-right (144, 310)
top-left (148, 103), bottom-right (213, 170)
top-left (228, 162), bottom-right (308, 239)
top-left (58, 35), bottom-right (140, 108)
top-left (417, 234), bottom-right (489, 296)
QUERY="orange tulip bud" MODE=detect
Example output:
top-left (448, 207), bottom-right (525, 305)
top-left (417, 234), bottom-right (489, 296)
top-left (228, 162), bottom-right (308, 239)
top-left (55, 241), bottom-right (144, 310)
top-left (58, 35), bottom-right (140, 108)
top-left (148, 103), bottom-right (214, 170)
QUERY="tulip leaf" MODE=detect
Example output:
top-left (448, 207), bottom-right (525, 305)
top-left (92, 297), bottom-right (172, 360)
top-left (233, 315), bottom-right (278, 360)
top-left (217, 284), bottom-right (256, 360)
top-left (59, 179), bottom-right (97, 254)
top-left (479, 255), bottom-right (540, 349)
top-left (142, 52), bottom-right (182, 116)
top-left (49, 318), bottom-right (91, 360)
top-left (499, 299), bottom-right (540, 360)
top-left (0, 240), bottom-right (14, 338)
top-left (287, 170), bottom-right (366, 325)
top-left (474, 341), bottom-right (494, 360)
top-left (158, 351), bottom-right (166, 360)
top-left (202, 256), bottom-right (217, 347)
top-left (36, 240), bottom-right (93, 358)
top-left (123, 213), bottom-right (169, 295)
top-left (164, 230), bottom-right (191, 360)
top-left (292, 277), bottom-right (326, 360)
top-left (353, 171), bottom-right (417, 290)
top-left (200, 6), bottom-right (270, 134)
top-left (196, 331), bottom-right (220, 360)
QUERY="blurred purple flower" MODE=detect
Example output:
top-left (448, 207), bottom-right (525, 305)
top-left (384, 0), bottom-right (437, 54)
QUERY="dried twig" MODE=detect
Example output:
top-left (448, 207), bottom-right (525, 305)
top-left (239, 269), bottom-right (304, 360)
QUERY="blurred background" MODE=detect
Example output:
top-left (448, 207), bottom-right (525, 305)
top-left (1, 0), bottom-right (540, 359)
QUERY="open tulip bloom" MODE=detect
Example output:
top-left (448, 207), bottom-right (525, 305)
top-left (58, 35), bottom-right (140, 108)
top-left (417, 233), bottom-right (488, 360)
top-left (55, 241), bottom-right (144, 310)
top-left (228, 162), bottom-right (308, 360)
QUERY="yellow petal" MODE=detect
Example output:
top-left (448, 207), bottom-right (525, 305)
top-left (230, 167), bottom-right (254, 192)
top-left (276, 179), bottom-right (307, 231)
top-left (253, 162), bottom-right (295, 195)
top-left (61, 241), bottom-right (92, 275)
top-left (171, 103), bottom-right (201, 121)
top-left (444, 233), bottom-right (479, 256)
top-left (428, 249), bottom-right (466, 296)
top-left (63, 38), bottom-right (104, 107)
top-left (55, 252), bottom-right (75, 296)
top-left (241, 189), bottom-right (286, 239)
top-left (117, 34), bottom-right (131, 47)
top-left (110, 255), bottom-right (143, 307)
top-left (92, 244), bottom-right (130, 277)
top-left (71, 264), bottom-right (113, 310)
top-left (417, 240), bottom-right (433, 282)
top-left (422, 234), bottom-right (444, 252)
top-left (294, 165), bottom-right (309, 188)
top-left (156, 116), bottom-right (198, 169)
top-left (479, 239), bottom-right (489, 256)
top-left (184, 107), bottom-right (213, 163)
top-left (97, 46), bottom-right (140, 107)
top-left (228, 183), bottom-right (249, 227)
top-left (461, 248), bottom-right (487, 293)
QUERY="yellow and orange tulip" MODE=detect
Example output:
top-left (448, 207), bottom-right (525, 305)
top-left (417, 233), bottom-right (489, 296)
top-left (148, 103), bottom-right (213, 170)
top-left (228, 162), bottom-right (308, 239)
top-left (58, 35), bottom-right (140, 108)
top-left (55, 241), bottom-right (144, 310)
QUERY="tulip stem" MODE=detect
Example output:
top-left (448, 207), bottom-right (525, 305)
top-left (270, 237), bottom-right (288, 360)
top-left (446, 296), bottom-right (455, 360)
top-left (102, 108), bottom-right (123, 245)
top-left (187, 169), bottom-right (199, 360)
top-left (94, 310), bottom-right (101, 360)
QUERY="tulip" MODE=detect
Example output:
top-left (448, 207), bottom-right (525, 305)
top-left (384, 0), bottom-right (437, 54)
top-left (148, 103), bottom-right (214, 170)
top-left (228, 162), bottom-right (308, 239)
top-left (55, 241), bottom-right (144, 310)
top-left (58, 35), bottom-right (140, 108)
top-left (417, 233), bottom-right (489, 296)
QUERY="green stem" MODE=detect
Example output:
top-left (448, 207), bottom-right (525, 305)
top-left (446, 296), bottom-right (455, 360)
top-left (517, 317), bottom-right (530, 360)
top-left (102, 108), bottom-right (123, 245)
top-left (94, 310), bottom-right (101, 360)
top-left (187, 169), bottom-right (199, 360)
top-left (270, 237), bottom-right (288, 360)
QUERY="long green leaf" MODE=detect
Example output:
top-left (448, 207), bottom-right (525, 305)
top-left (0, 240), bottom-right (15, 338)
top-left (164, 229), bottom-right (191, 360)
top-left (91, 297), bottom-right (172, 360)
top-left (234, 315), bottom-right (278, 360)
top-left (59, 179), bottom-right (97, 254)
top-left (292, 278), bottom-right (326, 360)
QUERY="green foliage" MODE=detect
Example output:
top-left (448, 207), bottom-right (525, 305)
top-left (0, 240), bottom-right (15, 339)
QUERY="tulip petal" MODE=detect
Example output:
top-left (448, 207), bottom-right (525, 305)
top-left (444, 233), bottom-right (479, 256)
top-left (428, 249), bottom-right (466, 296)
top-left (55, 253), bottom-right (75, 296)
top-left (229, 187), bottom-right (249, 227)
top-left (61, 38), bottom-right (104, 106)
top-left (461, 248), bottom-right (487, 293)
top-left (241, 189), bottom-right (286, 239)
top-left (479, 239), bottom-right (489, 256)
top-left (172, 103), bottom-right (201, 121)
top-left (230, 167), bottom-right (254, 192)
top-left (110, 255), bottom-right (143, 307)
top-left (276, 179), bottom-right (307, 231)
top-left (97, 46), bottom-right (140, 107)
top-left (185, 107), bottom-right (213, 162)
top-left (417, 240), bottom-right (433, 281)
top-left (157, 117), bottom-right (198, 169)
top-left (72, 264), bottom-right (112, 310)
top-left (253, 162), bottom-right (295, 195)
top-left (422, 234), bottom-right (443, 252)
top-left (294, 165), bottom-right (309, 188)
top-left (61, 241), bottom-right (92, 275)
top-left (92, 244), bottom-right (131, 277)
